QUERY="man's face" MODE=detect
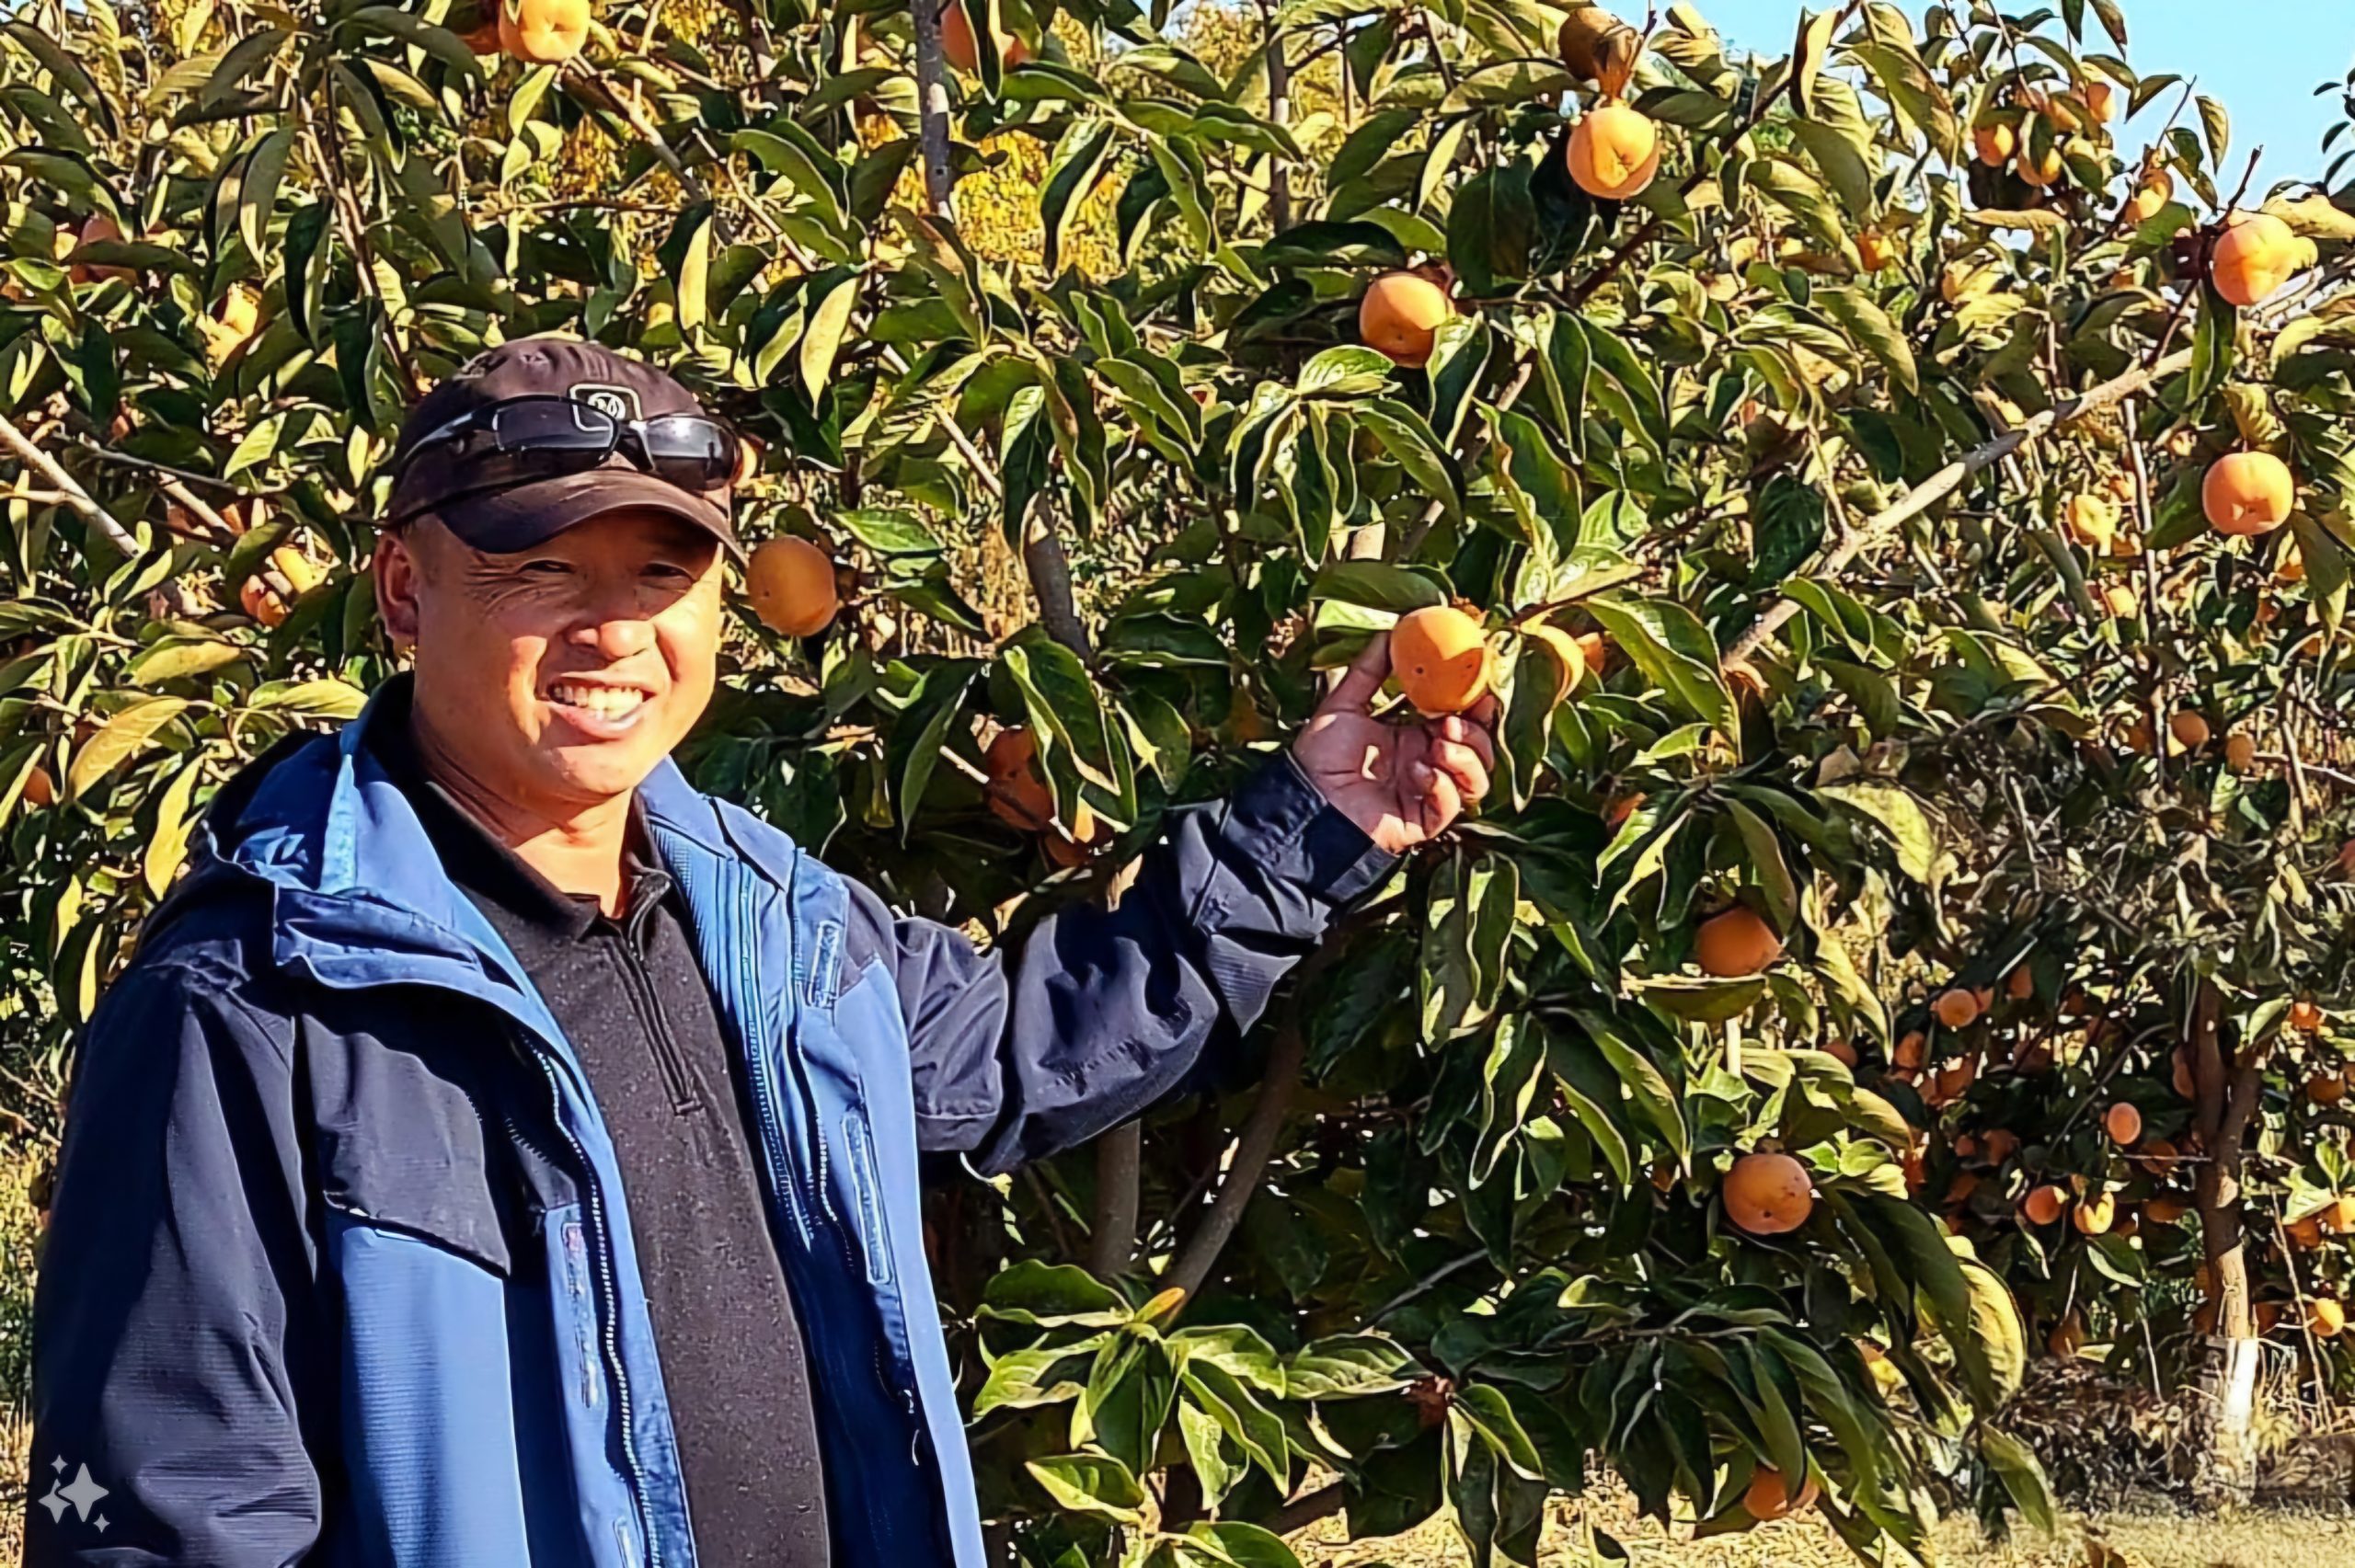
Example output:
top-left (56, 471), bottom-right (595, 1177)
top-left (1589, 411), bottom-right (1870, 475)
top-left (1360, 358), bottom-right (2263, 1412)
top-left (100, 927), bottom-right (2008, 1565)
top-left (376, 509), bottom-right (725, 818)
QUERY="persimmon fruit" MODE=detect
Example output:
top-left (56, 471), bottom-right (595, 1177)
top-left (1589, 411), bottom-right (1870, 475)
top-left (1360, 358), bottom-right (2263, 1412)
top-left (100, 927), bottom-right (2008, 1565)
top-left (2202, 451), bottom-right (2295, 536)
top-left (1358, 270), bottom-right (1453, 369)
top-left (1933, 988), bottom-right (1981, 1030)
top-left (1567, 100), bottom-right (1660, 200)
top-left (746, 535), bottom-right (840, 637)
top-left (1695, 907), bottom-right (1781, 978)
top-left (1743, 1466), bottom-right (1818, 1521)
top-left (983, 727), bottom-right (1053, 832)
top-left (1972, 120), bottom-right (2016, 166)
top-left (2209, 212), bottom-right (2304, 308)
top-left (499, 0), bottom-right (591, 63)
top-left (1390, 605), bottom-right (1491, 715)
top-left (1523, 624), bottom-right (1587, 706)
top-left (1724, 1151), bottom-right (1813, 1236)
top-left (1557, 4), bottom-right (1639, 97)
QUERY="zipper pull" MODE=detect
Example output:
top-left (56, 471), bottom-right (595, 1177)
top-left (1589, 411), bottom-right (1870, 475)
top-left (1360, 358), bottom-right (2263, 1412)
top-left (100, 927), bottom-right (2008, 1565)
top-left (905, 1390), bottom-right (923, 1466)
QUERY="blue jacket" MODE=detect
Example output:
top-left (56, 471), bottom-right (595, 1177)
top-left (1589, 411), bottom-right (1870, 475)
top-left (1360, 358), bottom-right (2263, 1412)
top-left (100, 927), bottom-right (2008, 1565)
top-left (27, 688), bottom-right (1391, 1565)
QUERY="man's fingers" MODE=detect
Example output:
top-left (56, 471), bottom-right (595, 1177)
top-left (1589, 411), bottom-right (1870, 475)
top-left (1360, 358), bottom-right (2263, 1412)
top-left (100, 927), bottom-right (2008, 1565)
top-left (1430, 738), bottom-right (1489, 805)
top-left (1415, 762), bottom-right (1463, 830)
top-left (1463, 693), bottom-right (1501, 729)
top-left (1318, 633), bottom-right (1393, 716)
top-left (1439, 714), bottom-right (1496, 772)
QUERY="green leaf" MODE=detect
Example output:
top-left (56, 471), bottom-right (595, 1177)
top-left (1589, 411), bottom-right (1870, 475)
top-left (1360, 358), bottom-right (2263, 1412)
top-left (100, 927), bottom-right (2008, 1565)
top-left (1724, 799), bottom-right (1799, 928)
top-left (1819, 285), bottom-right (1917, 395)
top-left (65, 697), bottom-right (188, 800)
top-left (732, 125), bottom-right (847, 233)
top-left (1285, 1334), bottom-right (1419, 1399)
top-left (675, 210), bottom-right (714, 331)
top-left (1446, 165), bottom-right (1534, 295)
top-left (144, 755), bottom-right (206, 898)
top-left (973, 1341), bottom-right (1101, 1414)
top-left (979, 1260), bottom-right (1129, 1326)
top-left (2197, 94), bottom-right (2230, 167)
top-left (1296, 345), bottom-right (1396, 398)
top-left (798, 269), bottom-right (860, 395)
top-left (1980, 1425), bottom-right (2061, 1535)
top-left (1258, 219), bottom-right (1408, 270)
top-left (1813, 780), bottom-right (1936, 882)
top-left (1180, 1522), bottom-right (1302, 1568)
top-left (1587, 597), bottom-right (1737, 738)
top-left (1450, 1383), bottom-right (1545, 1480)
top-left (1025, 1453), bottom-right (1145, 1524)
top-left (128, 638), bottom-right (247, 687)
top-left (237, 126), bottom-right (293, 262)
top-left (1750, 475), bottom-right (1827, 587)
top-left (1787, 79), bottom-right (1878, 224)
top-left (1354, 398), bottom-right (1463, 521)
top-left (1040, 117), bottom-right (1117, 275)
top-left (245, 680), bottom-right (368, 719)
top-left (1180, 1362), bottom-right (1288, 1481)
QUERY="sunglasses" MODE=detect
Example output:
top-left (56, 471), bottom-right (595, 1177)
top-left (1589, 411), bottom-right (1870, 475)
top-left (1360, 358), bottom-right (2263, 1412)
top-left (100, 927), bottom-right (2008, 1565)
top-left (389, 395), bottom-right (741, 520)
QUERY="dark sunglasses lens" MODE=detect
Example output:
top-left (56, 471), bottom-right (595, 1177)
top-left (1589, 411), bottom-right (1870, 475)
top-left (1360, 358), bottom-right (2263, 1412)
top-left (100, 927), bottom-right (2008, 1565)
top-left (488, 398), bottom-right (620, 452)
top-left (639, 415), bottom-right (739, 490)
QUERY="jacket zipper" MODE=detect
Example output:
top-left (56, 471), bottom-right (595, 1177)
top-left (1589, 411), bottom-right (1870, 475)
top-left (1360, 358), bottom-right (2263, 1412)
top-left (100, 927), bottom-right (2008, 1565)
top-left (731, 864), bottom-right (812, 1248)
top-left (611, 933), bottom-right (700, 1116)
top-left (524, 1040), bottom-right (660, 1568)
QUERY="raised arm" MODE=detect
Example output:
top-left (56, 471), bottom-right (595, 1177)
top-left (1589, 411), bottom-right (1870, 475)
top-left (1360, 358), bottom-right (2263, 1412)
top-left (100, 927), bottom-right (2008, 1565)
top-left (857, 635), bottom-right (1496, 1174)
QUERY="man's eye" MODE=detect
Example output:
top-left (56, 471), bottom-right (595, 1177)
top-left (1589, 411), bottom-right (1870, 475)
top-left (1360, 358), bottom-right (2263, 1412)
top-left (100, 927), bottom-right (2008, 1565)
top-left (522, 559), bottom-right (572, 576)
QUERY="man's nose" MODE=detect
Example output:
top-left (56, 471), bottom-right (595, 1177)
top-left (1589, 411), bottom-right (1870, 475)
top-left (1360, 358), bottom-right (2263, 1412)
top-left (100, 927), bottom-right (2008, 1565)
top-left (569, 601), bottom-right (658, 661)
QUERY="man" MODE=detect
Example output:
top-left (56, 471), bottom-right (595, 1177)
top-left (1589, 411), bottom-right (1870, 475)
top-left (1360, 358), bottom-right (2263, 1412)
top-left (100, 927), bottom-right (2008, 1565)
top-left (29, 338), bottom-right (1495, 1566)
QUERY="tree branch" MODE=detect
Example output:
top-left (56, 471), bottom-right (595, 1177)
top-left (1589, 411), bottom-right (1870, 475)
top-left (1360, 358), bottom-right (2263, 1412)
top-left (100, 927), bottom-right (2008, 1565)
top-left (911, 0), bottom-right (957, 217)
top-left (1725, 347), bottom-right (2195, 664)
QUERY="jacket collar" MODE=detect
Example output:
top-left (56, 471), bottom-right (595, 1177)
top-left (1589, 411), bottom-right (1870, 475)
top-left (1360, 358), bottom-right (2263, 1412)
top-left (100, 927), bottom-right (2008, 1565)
top-left (198, 677), bottom-right (780, 1001)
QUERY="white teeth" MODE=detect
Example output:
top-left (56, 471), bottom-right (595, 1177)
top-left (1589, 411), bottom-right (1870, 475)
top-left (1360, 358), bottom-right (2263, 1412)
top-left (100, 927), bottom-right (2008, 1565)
top-left (550, 683), bottom-right (648, 717)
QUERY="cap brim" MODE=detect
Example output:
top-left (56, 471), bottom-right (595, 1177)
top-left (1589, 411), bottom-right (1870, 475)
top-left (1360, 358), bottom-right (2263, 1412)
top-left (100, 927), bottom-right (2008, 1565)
top-left (431, 469), bottom-right (741, 560)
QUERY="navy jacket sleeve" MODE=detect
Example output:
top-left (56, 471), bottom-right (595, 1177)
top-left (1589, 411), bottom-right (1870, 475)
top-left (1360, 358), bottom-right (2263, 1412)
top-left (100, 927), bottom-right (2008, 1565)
top-left (850, 752), bottom-right (1394, 1175)
top-left (26, 961), bottom-right (324, 1566)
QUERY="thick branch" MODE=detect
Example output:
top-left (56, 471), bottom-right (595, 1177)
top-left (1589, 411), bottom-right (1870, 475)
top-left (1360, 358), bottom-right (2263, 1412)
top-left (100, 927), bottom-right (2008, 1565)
top-left (0, 411), bottom-right (142, 557)
top-left (910, 0), bottom-right (956, 217)
top-left (1725, 348), bottom-right (2194, 664)
top-left (1163, 1018), bottom-right (1305, 1302)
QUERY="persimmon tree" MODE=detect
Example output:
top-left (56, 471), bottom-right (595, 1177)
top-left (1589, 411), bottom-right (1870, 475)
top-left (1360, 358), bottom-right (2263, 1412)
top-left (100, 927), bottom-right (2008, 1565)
top-left (2, 0), bottom-right (2353, 1562)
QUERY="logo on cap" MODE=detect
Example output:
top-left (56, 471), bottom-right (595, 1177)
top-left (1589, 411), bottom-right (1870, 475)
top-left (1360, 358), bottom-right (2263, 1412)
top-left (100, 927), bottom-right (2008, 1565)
top-left (570, 383), bottom-right (640, 425)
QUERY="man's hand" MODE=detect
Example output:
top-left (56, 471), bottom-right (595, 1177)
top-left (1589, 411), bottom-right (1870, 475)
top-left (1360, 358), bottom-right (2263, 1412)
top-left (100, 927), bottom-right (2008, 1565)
top-left (1292, 633), bottom-right (1498, 855)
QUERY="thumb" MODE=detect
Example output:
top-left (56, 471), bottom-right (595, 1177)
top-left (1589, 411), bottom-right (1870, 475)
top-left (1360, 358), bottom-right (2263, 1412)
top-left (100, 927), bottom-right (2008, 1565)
top-left (1317, 632), bottom-right (1393, 716)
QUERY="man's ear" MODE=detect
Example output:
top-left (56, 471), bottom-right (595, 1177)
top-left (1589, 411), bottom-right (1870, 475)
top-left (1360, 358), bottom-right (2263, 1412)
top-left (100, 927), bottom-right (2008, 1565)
top-left (374, 525), bottom-right (424, 652)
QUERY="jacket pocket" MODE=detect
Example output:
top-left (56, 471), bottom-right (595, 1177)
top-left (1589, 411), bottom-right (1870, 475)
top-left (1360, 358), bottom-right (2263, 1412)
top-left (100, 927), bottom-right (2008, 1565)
top-left (845, 1114), bottom-right (894, 1288)
top-left (313, 1060), bottom-right (517, 1277)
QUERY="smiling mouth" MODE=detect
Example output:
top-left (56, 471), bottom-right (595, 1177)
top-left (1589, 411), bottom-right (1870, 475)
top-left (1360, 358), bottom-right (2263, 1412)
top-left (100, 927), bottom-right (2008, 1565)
top-left (546, 681), bottom-right (652, 724)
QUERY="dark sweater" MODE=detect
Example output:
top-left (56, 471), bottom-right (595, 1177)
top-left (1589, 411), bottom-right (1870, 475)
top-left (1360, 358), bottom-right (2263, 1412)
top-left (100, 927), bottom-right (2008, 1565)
top-left (373, 719), bottom-right (830, 1566)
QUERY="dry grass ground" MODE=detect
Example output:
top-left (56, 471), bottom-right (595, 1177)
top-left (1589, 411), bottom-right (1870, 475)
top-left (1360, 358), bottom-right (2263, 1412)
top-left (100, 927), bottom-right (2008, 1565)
top-left (1289, 1494), bottom-right (2355, 1568)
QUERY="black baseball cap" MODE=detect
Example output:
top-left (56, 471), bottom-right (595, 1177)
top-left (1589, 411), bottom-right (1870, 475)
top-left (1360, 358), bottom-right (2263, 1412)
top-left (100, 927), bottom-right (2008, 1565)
top-left (385, 338), bottom-right (742, 557)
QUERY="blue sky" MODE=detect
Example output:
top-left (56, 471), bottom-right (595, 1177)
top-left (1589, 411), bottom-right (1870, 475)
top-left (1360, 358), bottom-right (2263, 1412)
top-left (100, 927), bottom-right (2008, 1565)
top-left (1699, 0), bottom-right (2355, 191)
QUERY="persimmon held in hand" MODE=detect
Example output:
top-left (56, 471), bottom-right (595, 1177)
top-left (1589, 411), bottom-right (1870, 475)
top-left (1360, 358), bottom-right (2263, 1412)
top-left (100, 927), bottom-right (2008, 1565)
top-left (1390, 605), bottom-right (1491, 715)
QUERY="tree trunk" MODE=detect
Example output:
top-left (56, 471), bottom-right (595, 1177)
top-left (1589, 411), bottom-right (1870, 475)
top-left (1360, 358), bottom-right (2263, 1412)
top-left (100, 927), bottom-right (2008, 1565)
top-left (909, 0), bottom-right (955, 217)
top-left (2189, 977), bottom-right (2264, 1504)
